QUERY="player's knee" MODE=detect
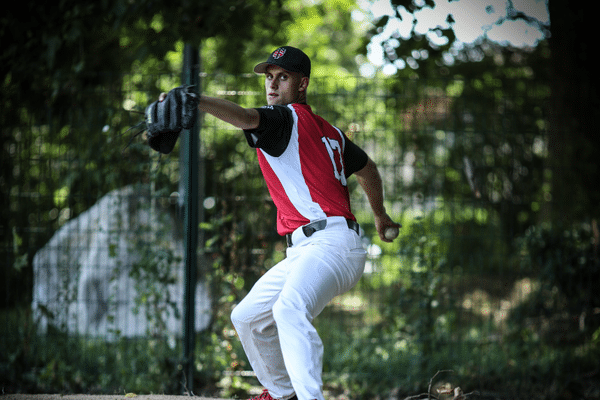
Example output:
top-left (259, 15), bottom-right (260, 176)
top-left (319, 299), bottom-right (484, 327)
top-left (230, 303), bottom-right (247, 330)
top-left (271, 298), bottom-right (286, 326)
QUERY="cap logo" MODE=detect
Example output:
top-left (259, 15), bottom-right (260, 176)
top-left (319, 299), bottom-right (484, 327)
top-left (272, 48), bottom-right (286, 59)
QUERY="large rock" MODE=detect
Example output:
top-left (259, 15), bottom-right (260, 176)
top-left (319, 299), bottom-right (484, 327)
top-left (32, 185), bottom-right (211, 339)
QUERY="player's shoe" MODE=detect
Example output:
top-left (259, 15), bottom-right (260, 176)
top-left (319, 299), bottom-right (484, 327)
top-left (248, 389), bottom-right (297, 400)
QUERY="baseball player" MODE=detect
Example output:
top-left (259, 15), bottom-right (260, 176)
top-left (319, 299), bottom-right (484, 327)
top-left (158, 46), bottom-right (400, 400)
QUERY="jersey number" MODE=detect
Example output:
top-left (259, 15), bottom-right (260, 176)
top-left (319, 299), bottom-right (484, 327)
top-left (321, 137), bottom-right (347, 186)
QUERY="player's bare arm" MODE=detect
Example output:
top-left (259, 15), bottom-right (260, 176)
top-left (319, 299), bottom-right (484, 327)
top-left (354, 157), bottom-right (401, 242)
top-left (198, 96), bottom-right (260, 130)
top-left (158, 92), bottom-right (260, 130)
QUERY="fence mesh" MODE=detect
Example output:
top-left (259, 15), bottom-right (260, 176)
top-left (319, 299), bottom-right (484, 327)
top-left (4, 71), bottom-right (589, 398)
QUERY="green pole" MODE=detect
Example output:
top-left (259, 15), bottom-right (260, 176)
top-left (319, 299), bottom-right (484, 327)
top-left (181, 42), bottom-right (200, 395)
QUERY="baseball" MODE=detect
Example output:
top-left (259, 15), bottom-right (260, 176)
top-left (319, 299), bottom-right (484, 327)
top-left (384, 226), bottom-right (399, 240)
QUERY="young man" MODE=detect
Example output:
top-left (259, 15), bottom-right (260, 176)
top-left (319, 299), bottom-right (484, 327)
top-left (170, 46), bottom-right (399, 400)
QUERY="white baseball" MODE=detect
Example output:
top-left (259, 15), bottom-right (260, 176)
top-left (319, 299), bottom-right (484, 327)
top-left (384, 226), bottom-right (399, 240)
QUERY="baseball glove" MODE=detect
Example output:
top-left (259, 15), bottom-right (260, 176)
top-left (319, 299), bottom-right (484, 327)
top-left (124, 86), bottom-right (199, 154)
top-left (145, 85), bottom-right (199, 154)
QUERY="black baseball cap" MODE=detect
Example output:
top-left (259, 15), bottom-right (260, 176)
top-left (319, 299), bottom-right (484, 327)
top-left (254, 46), bottom-right (311, 78)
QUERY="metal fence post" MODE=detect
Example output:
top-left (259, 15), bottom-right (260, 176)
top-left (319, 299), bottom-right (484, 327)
top-left (181, 42), bottom-right (201, 394)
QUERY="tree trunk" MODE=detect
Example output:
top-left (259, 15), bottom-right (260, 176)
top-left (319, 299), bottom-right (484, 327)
top-left (547, 0), bottom-right (600, 222)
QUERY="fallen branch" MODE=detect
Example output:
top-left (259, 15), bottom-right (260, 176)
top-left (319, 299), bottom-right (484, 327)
top-left (401, 370), bottom-right (480, 400)
top-left (428, 370), bottom-right (454, 399)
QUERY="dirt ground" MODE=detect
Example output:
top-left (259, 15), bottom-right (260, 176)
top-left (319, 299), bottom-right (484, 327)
top-left (1, 395), bottom-right (229, 400)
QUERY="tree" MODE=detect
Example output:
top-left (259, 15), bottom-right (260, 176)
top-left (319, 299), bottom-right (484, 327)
top-left (545, 1), bottom-right (600, 222)
top-left (1, 0), bottom-right (369, 309)
top-left (0, 0), bottom-right (292, 308)
top-left (362, 0), bottom-right (599, 223)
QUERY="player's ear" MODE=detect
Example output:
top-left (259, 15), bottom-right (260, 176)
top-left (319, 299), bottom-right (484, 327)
top-left (299, 76), bottom-right (309, 92)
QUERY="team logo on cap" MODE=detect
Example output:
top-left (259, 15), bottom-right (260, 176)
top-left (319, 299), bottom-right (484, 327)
top-left (272, 48), bottom-right (286, 59)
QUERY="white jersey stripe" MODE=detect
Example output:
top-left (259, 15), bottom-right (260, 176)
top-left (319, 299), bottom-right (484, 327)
top-left (259, 105), bottom-right (326, 222)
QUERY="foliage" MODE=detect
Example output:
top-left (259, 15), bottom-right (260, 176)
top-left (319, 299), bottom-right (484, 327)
top-left (0, 0), bottom-right (292, 309)
top-left (127, 219), bottom-right (183, 338)
top-left (0, 306), bottom-right (182, 394)
top-left (3, 0), bottom-right (599, 398)
top-left (515, 221), bottom-right (600, 329)
top-left (361, 0), bottom-right (549, 76)
top-left (344, 58), bottom-right (550, 245)
top-left (361, 0), bottom-right (600, 223)
top-left (1, 0), bottom-right (291, 93)
top-left (316, 214), bottom-right (600, 399)
top-left (4, 213), bottom-right (600, 398)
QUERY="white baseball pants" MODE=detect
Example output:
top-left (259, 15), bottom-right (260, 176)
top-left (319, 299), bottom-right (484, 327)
top-left (231, 216), bottom-right (367, 400)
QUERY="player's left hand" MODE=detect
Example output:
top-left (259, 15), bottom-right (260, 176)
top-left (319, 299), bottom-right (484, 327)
top-left (144, 86), bottom-right (199, 154)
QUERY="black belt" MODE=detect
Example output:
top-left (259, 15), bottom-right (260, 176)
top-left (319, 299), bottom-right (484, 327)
top-left (286, 219), bottom-right (360, 247)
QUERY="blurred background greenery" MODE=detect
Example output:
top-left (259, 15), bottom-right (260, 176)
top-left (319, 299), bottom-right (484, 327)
top-left (2, 0), bottom-right (599, 399)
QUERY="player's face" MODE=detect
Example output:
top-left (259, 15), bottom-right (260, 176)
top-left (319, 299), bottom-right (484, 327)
top-left (264, 65), bottom-right (308, 106)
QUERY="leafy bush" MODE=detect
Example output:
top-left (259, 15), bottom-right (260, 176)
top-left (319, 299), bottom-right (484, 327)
top-left (516, 221), bottom-right (600, 329)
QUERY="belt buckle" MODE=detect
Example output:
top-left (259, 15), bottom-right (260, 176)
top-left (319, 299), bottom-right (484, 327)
top-left (346, 219), bottom-right (360, 235)
top-left (302, 219), bottom-right (327, 237)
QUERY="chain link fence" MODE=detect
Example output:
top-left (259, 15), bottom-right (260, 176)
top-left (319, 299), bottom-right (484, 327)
top-left (4, 70), bottom-right (595, 399)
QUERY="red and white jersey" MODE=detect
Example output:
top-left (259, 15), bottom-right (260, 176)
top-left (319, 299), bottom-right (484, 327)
top-left (244, 103), bottom-right (368, 235)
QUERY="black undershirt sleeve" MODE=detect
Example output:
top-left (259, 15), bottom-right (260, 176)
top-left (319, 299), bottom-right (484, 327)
top-left (342, 133), bottom-right (369, 178)
top-left (243, 105), bottom-right (293, 157)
